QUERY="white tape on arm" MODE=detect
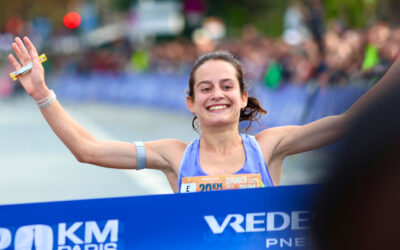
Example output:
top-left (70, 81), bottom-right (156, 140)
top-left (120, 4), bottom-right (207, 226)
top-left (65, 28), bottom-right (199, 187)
top-left (134, 141), bottom-right (146, 170)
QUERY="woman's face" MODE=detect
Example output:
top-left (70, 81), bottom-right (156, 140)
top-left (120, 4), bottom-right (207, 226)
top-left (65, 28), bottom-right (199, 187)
top-left (187, 60), bottom-right (248, 129)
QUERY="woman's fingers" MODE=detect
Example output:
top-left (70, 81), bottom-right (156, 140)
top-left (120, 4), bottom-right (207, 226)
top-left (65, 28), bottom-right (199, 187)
top-left (11, 42), bottom-right (23, 61)
top-left (14, 37), bottom-right (31, 65)
top-left (8, 54), bottom-right (21, 70)
top-left (23, 37), bottom-right (39, 58)
top-left (23, 37), bottom-right (41, 69)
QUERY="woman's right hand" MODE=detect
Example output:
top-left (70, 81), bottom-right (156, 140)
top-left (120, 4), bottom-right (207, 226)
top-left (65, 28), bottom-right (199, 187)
top-left (8, 36), bottom-right (49, 101)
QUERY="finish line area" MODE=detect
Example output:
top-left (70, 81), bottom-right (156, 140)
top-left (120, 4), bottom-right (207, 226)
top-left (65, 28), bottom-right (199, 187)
top-left (0, 97), bottom-right (326, 205)
top-left (0, 185), bottom-right (317, 250)
top-left (0, 98), bottom-right (322, 249)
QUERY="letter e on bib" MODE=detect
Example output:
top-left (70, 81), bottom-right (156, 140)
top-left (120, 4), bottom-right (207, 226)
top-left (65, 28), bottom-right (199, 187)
top-left (181, 183), bottom-right (196, 193)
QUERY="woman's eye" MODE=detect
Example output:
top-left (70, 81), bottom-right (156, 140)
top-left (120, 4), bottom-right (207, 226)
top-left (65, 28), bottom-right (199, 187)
top-left (201, 88), bottom-right (210, 92)
top-left (223, 85), bottom-right (233, 90)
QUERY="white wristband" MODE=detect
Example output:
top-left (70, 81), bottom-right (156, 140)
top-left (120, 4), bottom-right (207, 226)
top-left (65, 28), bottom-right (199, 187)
top-left (37, 90), bottom-right (56, 109)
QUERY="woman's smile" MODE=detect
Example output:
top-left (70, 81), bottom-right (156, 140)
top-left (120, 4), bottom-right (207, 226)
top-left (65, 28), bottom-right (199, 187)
top-left (207, 104), bottom-right (231, 112)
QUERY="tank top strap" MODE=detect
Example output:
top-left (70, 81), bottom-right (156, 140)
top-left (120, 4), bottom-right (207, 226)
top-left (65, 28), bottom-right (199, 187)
top-left (241, 134), bottom-right (274, 187)
top-left (177, 138), bottom-right (203, 189)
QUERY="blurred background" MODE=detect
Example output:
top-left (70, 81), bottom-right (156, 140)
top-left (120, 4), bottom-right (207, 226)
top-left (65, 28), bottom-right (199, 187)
top-left (0, 0), bottom-right (398, 204)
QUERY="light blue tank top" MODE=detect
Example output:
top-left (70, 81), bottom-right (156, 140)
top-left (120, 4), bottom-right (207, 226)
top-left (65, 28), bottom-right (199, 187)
top-left (178, 134), bottom-right (274, 192)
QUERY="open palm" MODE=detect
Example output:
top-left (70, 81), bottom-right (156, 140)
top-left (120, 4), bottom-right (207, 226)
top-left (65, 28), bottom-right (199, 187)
top-left (8, 37), bottom-right (46, 98)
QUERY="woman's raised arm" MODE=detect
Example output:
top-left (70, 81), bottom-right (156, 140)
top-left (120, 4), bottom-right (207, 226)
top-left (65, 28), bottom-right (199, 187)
top-left (257, 54), bottom-right (400, 158)
top-left (9, 36), bottom-right (184, 172)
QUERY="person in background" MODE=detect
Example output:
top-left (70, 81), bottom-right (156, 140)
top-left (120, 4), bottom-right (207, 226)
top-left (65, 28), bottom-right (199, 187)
top-left (311, 66), bottom-right (400, 250)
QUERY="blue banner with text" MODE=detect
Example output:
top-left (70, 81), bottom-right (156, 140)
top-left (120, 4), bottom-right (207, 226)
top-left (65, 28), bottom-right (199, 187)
top-left (0, 185), bottom-right (318, 250)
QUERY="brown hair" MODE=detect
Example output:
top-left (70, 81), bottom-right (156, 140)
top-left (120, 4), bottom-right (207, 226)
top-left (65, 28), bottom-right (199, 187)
top-left (187, 51), bottom-right (267, 131)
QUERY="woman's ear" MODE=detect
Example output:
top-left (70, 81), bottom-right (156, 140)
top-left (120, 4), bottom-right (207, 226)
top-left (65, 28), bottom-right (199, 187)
top-left (241, 91), bottom-right (248, 109)
top-left (186, 96), bottom-right (195, 113)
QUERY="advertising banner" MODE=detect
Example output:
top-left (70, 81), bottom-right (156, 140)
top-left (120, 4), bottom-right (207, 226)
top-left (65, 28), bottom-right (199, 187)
top-left (0, 185), bottom-right (318, 250)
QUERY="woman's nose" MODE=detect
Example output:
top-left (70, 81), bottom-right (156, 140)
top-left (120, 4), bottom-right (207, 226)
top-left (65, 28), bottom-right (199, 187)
top-left (211, 87), bottom-right (224, 100)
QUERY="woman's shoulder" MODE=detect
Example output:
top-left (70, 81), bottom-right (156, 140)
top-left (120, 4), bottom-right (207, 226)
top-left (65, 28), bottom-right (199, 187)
top-left (145, 139), bottom-right (192, 173)
top-left (255, 125), bottom-right (302, 159)
top-left (255, 126), bottom-right (287, 143)
top-left (254, 126), bottom-right (294, 154)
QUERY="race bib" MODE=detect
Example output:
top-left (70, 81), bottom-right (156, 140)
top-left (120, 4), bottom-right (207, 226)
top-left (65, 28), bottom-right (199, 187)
top-left (180, 173), bottom-right (264, 193)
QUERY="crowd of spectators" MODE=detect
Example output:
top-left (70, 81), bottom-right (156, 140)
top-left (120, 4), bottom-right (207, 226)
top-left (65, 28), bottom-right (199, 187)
top-left (68, 21), bottom-right (400, 90)
top-left (2, 17), bottom-right (400, 99)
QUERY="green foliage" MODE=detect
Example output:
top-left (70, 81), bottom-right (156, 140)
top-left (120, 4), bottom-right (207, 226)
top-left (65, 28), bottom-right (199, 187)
top-left (208, 0), bottom-right (289, 37)
top-left (207, 0), bottom-right (386, 37)
top-left (112, 0), bottom-right (135, 12)
top-left (325, 0), bottom-right (376, 28)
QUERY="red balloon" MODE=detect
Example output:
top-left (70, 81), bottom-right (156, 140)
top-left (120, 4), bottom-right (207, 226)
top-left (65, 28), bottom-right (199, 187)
top-left (63, 12), bottom-right (81, 29)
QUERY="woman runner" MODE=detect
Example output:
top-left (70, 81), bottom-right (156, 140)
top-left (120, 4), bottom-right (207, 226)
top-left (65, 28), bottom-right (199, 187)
top-left (8, 37), bottom-right (399, 193)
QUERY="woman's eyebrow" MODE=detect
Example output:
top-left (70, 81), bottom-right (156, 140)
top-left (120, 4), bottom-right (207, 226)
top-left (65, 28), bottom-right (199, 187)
top-left (196, 78), bottom-right (234, 87)
top-left (220, 78), bottom-right (234, 83)
top-left (196, 80), bottom-right (212, 87)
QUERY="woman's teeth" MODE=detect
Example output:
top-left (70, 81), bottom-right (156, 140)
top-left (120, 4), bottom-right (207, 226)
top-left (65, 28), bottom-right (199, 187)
top-left (209, 105), bottom-right (228, 111)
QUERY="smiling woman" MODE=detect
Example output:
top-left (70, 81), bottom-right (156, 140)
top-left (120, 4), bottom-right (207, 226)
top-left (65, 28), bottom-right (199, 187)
top-left (186, 51), bottom-right (266, 132)
top-left (180, 52), bottom-right (274, 190)
top-left (8, 36), bottom-right (400, 193)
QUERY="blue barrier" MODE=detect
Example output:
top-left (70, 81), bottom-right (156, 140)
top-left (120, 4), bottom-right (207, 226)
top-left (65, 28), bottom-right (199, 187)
top-left (52, 73), bottom-right (370, 129)
top-left (251, 84), bottom-right (309, 130)
top-left (0, 185), bottom-right (318, 250)
top-left (53, 73), bottom-right (190, 113)
top-left (304, 86), bottom-right (369, 123)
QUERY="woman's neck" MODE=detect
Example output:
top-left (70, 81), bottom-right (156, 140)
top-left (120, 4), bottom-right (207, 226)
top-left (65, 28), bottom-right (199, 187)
top-left (200, 126), bottom-right (242, 155)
